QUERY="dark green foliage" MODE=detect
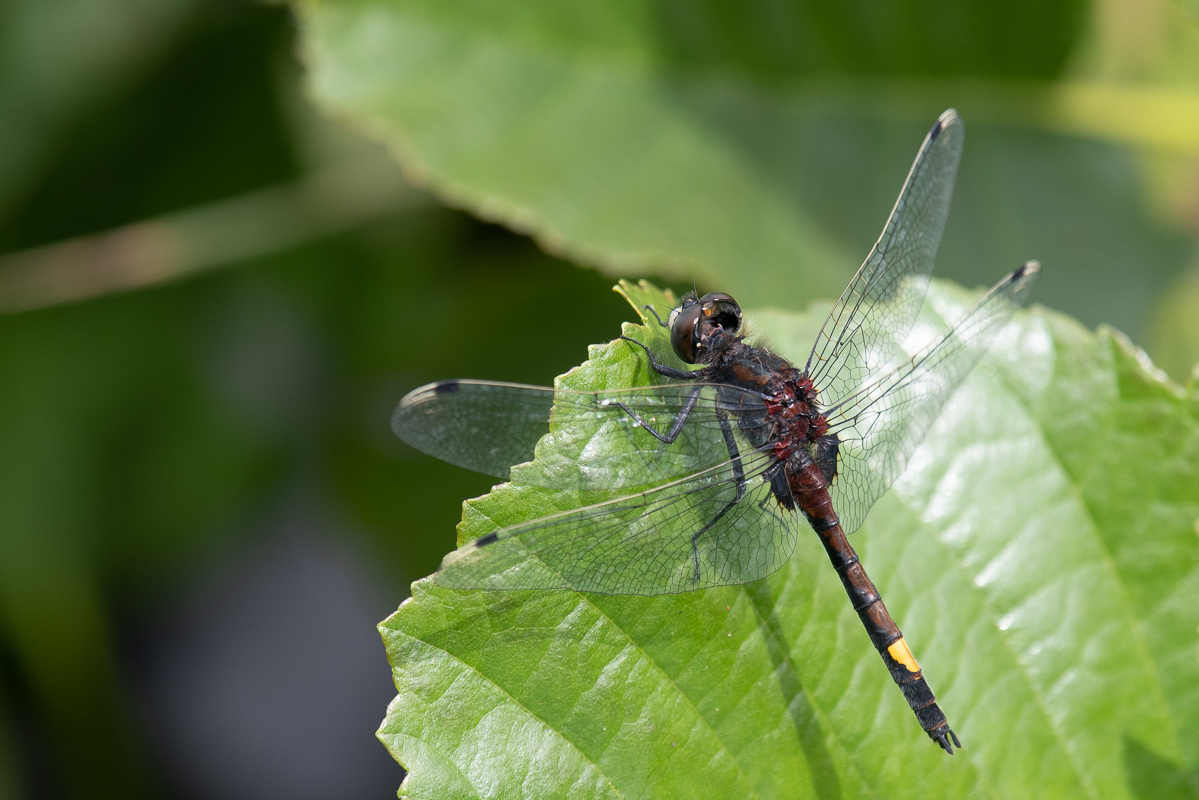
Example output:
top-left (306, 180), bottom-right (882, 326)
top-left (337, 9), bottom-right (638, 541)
top-left (1, 0), bottom-right (1197, 796)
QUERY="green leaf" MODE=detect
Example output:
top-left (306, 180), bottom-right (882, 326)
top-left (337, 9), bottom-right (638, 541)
top-left (295, 0), bottom-right (1193, 342)
top-left (379, 279), bottom-right (1199, 799)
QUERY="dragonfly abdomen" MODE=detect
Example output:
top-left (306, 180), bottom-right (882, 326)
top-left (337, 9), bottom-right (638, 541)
top-left (791, 460), bottom-right (962, 754)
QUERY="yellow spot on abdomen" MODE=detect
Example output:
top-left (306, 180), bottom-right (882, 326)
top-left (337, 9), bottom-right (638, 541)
top-left (888, 638), bottom-right (921, 673)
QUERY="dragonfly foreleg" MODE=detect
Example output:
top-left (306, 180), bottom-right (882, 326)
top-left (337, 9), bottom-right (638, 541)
top-left (607, 383), bottom-right (704, 444)
top-left (619, 335), bottom-right (700, 381)
top-left (642, 304), bottom-right (669, 328)
top-left (688, 408), bottom-right (747, 581)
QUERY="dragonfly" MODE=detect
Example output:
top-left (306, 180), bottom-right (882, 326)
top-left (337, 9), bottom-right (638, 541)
top-left (392, 109), bottom-right (1039, 754)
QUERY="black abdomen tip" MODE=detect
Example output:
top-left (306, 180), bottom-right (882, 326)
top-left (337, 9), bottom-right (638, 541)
top-left (929, 724), bottom-right (962, 755)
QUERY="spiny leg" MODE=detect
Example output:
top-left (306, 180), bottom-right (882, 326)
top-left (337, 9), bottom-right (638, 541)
top-left (604, 383), bottom-right (704, 444)
top-left (604, 369), bottom-right (749, 580)
top-left (619, 335), bottom-right (700, 381)
top-left (686, 408), bottom-right (747, 580)
top-left (642, 304), bottom-right (669, 328)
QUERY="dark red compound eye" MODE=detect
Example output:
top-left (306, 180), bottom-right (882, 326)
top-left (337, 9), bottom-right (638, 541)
top-left (669, 302), bottom-right (703, 363)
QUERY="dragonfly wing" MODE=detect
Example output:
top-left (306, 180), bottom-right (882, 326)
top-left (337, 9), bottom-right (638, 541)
top-left (824, 262), bottom-right (1040, 534)
top-left (392, 379), bottom-right (770, 488)
top-left (392, 380), bottom-right (557, 479)
top-left (805, 110), bottom-right (964, 410)
top-left (527, 383), bottom-right (770, 491)
top-left (435, 448), bottom-right (799, 595)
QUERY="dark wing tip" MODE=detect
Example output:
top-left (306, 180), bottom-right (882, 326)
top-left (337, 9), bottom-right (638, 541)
top-left (395, 381), bottom-right (452, 413)
top-left (392, 380), bottom-right (462, 439)
top-left (1007, 260), bottom-right (1042, 299)
top-left (393, 379), bottom-right (462, 424)
top-left (475, 531), bottom-right (499, 547)
top-left (930, 108), bottom-right (961, 140)
top-left (1015, 259), bottom-right (1041, 279)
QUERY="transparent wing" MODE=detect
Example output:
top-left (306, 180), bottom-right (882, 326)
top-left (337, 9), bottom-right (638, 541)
top-left (434, 447), bottom-right (800, 595)
top-left (392, 379), bottom-right (770, 488)
top-left (825, 262), bottom-right (1040, 534)
top-left (392, 381), bottom-right (554, 478)
top-left (805, 109), bottom-right (964, 410)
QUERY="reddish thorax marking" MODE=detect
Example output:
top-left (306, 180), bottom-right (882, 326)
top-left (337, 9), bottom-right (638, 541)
top-left (762, 371), bottom-right (827, 464)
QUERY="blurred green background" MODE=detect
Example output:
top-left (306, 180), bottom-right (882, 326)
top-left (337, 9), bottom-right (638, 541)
top-left (0, 0), bottom-right (1196, 797)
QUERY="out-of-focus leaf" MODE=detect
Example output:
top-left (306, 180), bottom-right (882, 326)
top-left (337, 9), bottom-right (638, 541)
top-left (1065, 0), bottom-right (1199, 386)
top-left (1150, 263), bottom-right (1199, 384)
top-left (379, 279), bottom-right (1199, 799)
top-left (0, 695), bottom-right (13, 800)
top-left (297, 0), bottom-right (1195, 342)
top-left (0, 0), bottom-right (195, 216)
top-left (1070, 0), bottom-right (1199, 90)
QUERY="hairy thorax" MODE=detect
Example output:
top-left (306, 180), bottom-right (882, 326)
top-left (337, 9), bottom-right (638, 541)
top-left (705, 341), bottom-right (834, 497)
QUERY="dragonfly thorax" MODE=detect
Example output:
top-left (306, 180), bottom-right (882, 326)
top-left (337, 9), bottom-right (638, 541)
top-left (763, 373), bottom-right (828, 464)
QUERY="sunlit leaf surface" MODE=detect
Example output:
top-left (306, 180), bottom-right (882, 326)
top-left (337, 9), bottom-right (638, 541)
top-left (379, 280), bottom-right (1199, 799)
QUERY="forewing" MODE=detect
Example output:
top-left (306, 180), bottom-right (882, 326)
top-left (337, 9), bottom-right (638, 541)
top-left (392, 380), bottom-right (556, 478)
top-left (435, 448), bottom-right (799, 595)
top-left (805, 109), bottom-right (964, 410)
top-left (825, 262), bottom-right (1040, 534)
top-left (525, 383), bottom-right (770, 491)
top-left (392, 379), bottom-right (769, 488)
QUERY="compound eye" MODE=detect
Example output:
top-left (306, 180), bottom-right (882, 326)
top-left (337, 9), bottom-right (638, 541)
top-left (669, 302), bottom-right (703, 364)
top-left (699, 292), bottom-right (742, 333)
top-left (667, 294), bottom-right (698, 330)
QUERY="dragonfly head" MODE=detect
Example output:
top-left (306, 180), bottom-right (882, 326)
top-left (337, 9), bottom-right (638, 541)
top-left (668, 292), bottom-right (743, 364)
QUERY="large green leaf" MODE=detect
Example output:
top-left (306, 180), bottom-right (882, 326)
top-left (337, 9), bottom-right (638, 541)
top-left (379, 280), bottom-right (1199, 799)
top-left (296, 0), bottom-right (1194, 342)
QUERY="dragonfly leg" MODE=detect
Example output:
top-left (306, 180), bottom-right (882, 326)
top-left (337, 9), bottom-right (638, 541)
top-left (642, 304), bottom-right (669, 328)
top-left (619, 335), bottom-right (700, 381)
top-left (606, 383), bottom-right (704, 444)
top-left (688, 408), bottom-right (747, 580)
